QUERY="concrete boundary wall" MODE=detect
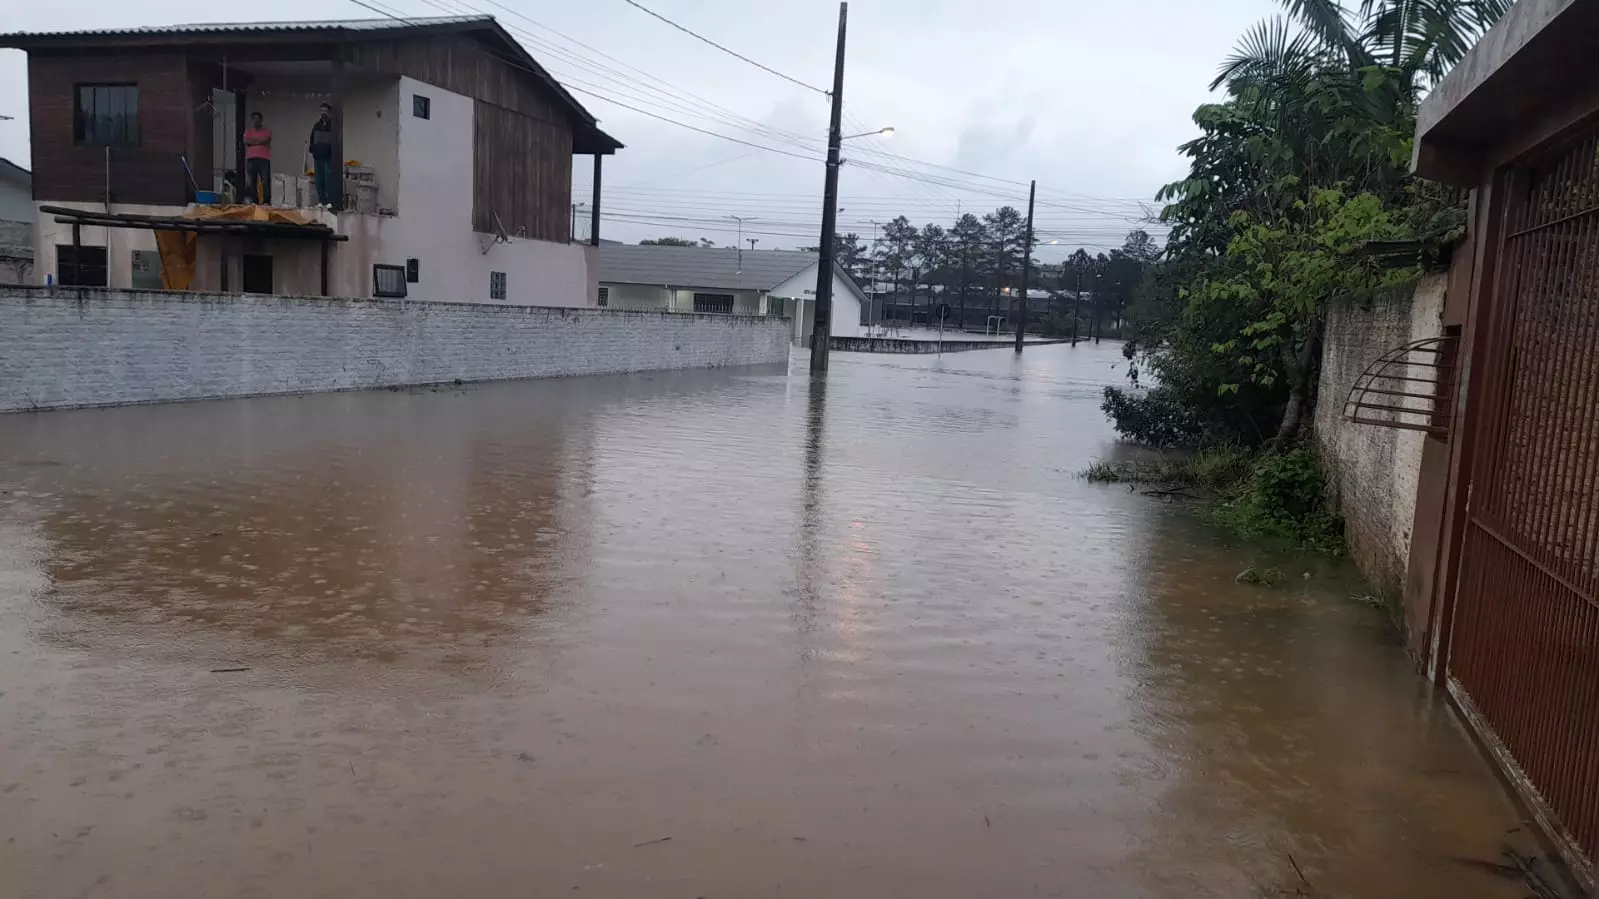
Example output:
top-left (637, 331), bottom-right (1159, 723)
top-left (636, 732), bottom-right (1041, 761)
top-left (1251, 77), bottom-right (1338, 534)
top-left (830, 336), bottom-right (1070, 354)
top-left (0, 288), bottom-right (791, 413)
top-left (1313, 274), bottom-right (1447, 596)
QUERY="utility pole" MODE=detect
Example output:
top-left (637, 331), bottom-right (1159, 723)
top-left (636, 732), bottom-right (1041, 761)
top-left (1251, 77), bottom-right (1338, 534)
top-left (1071, 269), bottom-right (1081, 346)
top-left (809, 1), bottom-right (848, 373)
top-left (868, 219), bottom-right (884, 334)
top-left (1093, 273), bottom-right (1102, 344)
top-left (1014, 180), bottom-right (1035, 354)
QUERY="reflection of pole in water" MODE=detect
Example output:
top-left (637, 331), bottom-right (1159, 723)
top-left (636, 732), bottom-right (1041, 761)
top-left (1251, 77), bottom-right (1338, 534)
top-left (794, 375), bottom-right (828, 634)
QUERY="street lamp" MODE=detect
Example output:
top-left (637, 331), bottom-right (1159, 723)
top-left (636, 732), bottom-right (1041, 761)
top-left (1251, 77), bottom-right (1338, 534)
top-left (841, 126), bottom-right (894, 141)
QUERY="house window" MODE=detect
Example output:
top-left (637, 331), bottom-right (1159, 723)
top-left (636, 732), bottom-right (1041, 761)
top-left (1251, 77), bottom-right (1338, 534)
top-left (412, 94), bottom-right (431, 119)
top-left (56, 245), bottom-right (108, 287)
top-left (693, 292), bottom-right (734, 314)
top-left (768, 297), bottom-right (787, 318)
top-left (74, 84), bottom-right (139, 147)
top-left (405, 258), bottom-right (420, 283)
top-left (597, 286), bottom-right (609, 307)
top-left (490, 271), bottom-right (507, 300)
top-left (241, 254), bottom-right (273, 294)
top-left (374, 264), bottom-right (408, 298)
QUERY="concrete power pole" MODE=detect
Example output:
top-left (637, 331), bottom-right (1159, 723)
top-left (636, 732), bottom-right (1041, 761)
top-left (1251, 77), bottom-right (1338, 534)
top-left (1014, 180), bottom-right (1035, 354)
top-left (809, 2), bottom-right (848, 373)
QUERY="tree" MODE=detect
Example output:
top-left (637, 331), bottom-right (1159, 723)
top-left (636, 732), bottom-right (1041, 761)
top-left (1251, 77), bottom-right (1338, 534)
top-left (982, 206), bottom-right (1025, 314)
top-left (835, 233), bottom-right (868, 281)
top-left (640, 237), bottom-right (700, 247)
top-left (913, 224), bottom-right (949, 316)
top-left (949, 214), bottom-right (989, 328)
top-left (1101, 0), bottom-right (1506, 447)
top-left (875, 216), bottom-right (918, 320)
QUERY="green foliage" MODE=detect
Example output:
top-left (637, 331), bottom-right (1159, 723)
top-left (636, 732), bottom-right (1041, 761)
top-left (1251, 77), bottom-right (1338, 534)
top-left (1079, 444), bottom-right (1254, 492)
top-left (1110, 0), bottom-right (1507, 448)
top-left (1195, 186), bottom-right (1420, 397)
top-left (1212, 448), bottom-right (1346, 554)
top-left (1101, 387), bottom-right (1210, 448)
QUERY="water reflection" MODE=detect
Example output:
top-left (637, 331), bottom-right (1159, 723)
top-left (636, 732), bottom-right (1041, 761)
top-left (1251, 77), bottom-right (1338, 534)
top-left (0, 346), bottom-right (1528, 899)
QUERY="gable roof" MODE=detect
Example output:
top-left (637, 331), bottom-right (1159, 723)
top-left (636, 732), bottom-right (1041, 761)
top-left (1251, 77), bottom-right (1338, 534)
top-left (598, 244), bottom-right (867, 303)
top-left (0, 158), bottom-right (28, 186)
top-left (0, 15), bottom-right (621, 154)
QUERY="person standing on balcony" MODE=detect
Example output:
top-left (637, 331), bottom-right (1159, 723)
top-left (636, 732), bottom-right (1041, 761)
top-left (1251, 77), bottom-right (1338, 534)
top-left (309, 103), bottom-right (337, 209)
top-left (243, 112), bottom-right (273, 205)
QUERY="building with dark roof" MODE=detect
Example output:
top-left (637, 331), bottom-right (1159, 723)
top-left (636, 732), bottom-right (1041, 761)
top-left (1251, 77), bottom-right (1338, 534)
top-left (597, 243), bottom-right (866, 341)
top-left (0, 15), bottom-right (620, 304)
top-left (0, 158), bottom-right (32, 284)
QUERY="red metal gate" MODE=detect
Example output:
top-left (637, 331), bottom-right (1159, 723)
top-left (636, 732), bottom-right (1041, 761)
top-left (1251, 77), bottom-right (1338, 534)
top-left (1449, 127), bottom-right (1599, 877)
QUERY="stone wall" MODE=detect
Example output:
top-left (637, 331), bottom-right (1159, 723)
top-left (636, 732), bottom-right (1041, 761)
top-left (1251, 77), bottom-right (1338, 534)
top-left (1314, 274), bottom-right (1447, 595)
top-left (0, 287), bottom-right (791, 413)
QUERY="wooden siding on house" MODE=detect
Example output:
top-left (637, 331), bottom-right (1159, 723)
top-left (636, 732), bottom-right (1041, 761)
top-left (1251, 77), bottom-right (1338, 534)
top-left (473, 101), bottom-right (572, 242)
top-left (350, 35), bottom-right (570, 130)
top-left (352, 35), bottom-right (578, 241)
top-left (27, 52), bottom-right (194, 206)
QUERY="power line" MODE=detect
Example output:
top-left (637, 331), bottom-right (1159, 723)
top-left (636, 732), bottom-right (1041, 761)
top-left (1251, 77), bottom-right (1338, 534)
top-left (351, 0), bottom-right (1161, 236)
top-left (617, 0), bottom-right (830, 96)
top-left (559, 85), bottom-right (819, 161)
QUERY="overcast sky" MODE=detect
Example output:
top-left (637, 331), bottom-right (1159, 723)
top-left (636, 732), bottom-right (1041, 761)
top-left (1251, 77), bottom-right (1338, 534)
top-left (0, 0), bottom-right (1278, 260)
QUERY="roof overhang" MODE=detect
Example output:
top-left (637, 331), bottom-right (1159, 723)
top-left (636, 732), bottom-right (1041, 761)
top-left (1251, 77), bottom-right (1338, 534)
top-left (1414, 0), bottom-right (1599, 185)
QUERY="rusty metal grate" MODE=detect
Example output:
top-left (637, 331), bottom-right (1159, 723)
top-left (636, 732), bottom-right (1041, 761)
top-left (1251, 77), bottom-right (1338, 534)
top-left (1448, 126), bottom-right (1599, 880)
top-left (1342, 335), bottom-right (1459, 436)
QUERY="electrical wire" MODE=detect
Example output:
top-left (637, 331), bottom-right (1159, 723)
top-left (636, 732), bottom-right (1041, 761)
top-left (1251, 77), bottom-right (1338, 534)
top-left (344, 0), bottom-right (1161, 249)
top-left (616, 0), bottom-right (830, 96)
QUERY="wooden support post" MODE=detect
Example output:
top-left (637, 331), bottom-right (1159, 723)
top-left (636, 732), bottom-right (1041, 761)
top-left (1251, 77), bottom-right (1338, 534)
top-left (590, 154), bottom-right (602, 246)
top-left (330, 49), bottom-right (346, 211)
top-left (234, 88), bottom-right (247, 200)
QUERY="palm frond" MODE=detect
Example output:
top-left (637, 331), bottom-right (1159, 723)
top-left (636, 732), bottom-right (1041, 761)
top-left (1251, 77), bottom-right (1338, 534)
top-left (1213, 16), bottom-right (1321, 94)
top-left (1280, 0), bottom-right (1376, 69)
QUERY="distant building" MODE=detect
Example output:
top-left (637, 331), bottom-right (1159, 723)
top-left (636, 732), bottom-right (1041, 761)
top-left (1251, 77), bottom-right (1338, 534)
top-left (0, 158), bottom-right (32, 284)
top-left (598, 244), bottom-right (866, 341)
top-left (0, 15), bottom-right (620, 304)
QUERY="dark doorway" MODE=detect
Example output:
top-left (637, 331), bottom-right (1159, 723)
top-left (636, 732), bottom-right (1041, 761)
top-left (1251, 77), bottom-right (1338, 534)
top-left (56, 244), bottom-right (108, 286)
top-left (242, 254), bottom-right (274, 294)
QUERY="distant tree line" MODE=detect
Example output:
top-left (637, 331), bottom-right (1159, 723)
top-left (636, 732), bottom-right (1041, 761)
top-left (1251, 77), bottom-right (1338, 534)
top-left (639, 236), bottom-right (717, 247)
top-left (817, 211), bottom-right (1159, 336)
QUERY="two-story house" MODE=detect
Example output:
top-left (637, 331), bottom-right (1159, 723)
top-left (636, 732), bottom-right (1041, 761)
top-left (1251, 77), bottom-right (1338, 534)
top-left (0, 15), bottom-right (620, 305)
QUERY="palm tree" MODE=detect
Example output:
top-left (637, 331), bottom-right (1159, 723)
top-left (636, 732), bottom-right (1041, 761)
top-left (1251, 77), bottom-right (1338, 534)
top-left (1218, 0), bottom-right (1510, 96)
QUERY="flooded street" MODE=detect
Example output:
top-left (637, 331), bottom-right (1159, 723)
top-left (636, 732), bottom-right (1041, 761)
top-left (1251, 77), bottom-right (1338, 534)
top-left (0, 344), bottom-right (1528, 898)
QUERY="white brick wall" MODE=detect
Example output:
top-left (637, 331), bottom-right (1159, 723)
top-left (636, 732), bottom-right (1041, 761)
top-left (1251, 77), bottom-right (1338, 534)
top-left (1314, 273), bottom-right (1447, 593)
top-left (0, 288), bottom-right (792, 412)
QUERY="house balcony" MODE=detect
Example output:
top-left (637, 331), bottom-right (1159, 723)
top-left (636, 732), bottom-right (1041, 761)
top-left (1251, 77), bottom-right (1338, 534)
top-left (204, 61), bottom-right (400, 217)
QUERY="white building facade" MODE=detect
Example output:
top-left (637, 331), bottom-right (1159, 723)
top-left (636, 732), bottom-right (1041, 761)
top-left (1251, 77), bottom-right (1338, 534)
top-left (598, 244), bottom-right (865, 343)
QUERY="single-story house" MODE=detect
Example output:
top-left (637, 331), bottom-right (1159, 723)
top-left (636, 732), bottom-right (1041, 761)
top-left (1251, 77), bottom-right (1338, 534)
top-left (0, 158), bottom-right (32, 285)
top-left (597, 244), bottom-right (865, 341)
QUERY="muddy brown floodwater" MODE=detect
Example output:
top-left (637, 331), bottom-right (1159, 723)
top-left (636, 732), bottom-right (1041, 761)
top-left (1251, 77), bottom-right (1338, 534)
top-left (0, 344), bottom-right (1533, 898)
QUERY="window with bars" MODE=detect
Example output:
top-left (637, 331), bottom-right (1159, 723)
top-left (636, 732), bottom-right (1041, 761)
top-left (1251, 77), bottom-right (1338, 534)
top-left (597, 286), bottom-right (609, 307)
top-left (693, 292), bottom-right (734, 314)
top-left (490, 271), bottom-right (507, 300)
top-left (74, 84), bottom-right (138, 147)
top-left (374, 264), bottom-right (408, 298)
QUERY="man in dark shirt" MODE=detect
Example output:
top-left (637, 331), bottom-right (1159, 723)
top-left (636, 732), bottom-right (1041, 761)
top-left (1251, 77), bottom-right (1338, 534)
top-left (309, 103), bottom-right (337, 209)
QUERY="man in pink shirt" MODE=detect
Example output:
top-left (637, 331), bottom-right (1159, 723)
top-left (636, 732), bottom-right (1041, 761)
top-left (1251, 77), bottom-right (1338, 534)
top-left (243, 112), bottom-right (273, 204)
